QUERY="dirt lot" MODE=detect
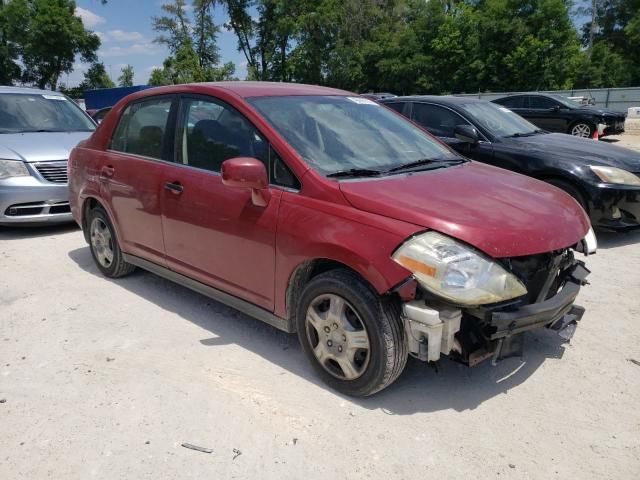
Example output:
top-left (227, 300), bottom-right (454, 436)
top-left (2, 137), bottom-right (640, 479)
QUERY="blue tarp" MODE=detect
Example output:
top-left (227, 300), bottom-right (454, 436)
top-left (84, 85), bottom-right (153, 110)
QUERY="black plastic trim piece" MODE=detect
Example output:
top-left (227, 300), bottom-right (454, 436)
top-left (489, 263), bottom-right (589, 339)
top-left (122, 253), bottom-right (293, 333)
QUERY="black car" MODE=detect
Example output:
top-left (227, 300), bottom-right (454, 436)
top-left (380, 96), bottom-right (640, 230)
top-left (492, 93), bottom-right (626, 138)
top-left (90, 106), bottom-right (112, 124)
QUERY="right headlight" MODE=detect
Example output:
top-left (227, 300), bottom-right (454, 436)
top-left (590, 166), bottom-right (640, 186)
top-left (0, 159), bottom-right (30, 180)
top-left (392, 231), bottom-right (527, 305)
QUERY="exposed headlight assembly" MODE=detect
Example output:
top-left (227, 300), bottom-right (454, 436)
top-left (590, 166), bottom-right (640, 186)
top-left (0, 159), bottom-right (30, 180)
top-left (392, 231), bottom-right (527, 305)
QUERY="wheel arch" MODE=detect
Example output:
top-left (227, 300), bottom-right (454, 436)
top-left (80, 196), bottom-right (123, 245)
top-left (533, 171), bottom-right (591, 212)
top-left (284, 257), bottom-right (401, 332)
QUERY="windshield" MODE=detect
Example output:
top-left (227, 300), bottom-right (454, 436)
top-left (462, 102), bottom-right (542, 138)
top-left (0, 93), bottom-right (96, 134)
top-left (248, 95), bottom-right (460, 175)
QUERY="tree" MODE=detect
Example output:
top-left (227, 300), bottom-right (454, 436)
top-left (79, 62), bottom-right (115, 90)
top-left (0, 0), bottom-right (21, 84)
top-left (148, 67), bottom-right (170, 86)
top-left (152, 1), bottom-right (237, 84)
top-left (2, 0), bottom-right (100, 90)
top-left (118, 64), bottom-right (134, 87)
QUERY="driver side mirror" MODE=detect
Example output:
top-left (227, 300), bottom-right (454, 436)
top-left (221, 157), bottom-right (271, 207)
top-left (454, 125), bottom-right (479, 145)
top-left (551, 104), bottom-right (561, 112)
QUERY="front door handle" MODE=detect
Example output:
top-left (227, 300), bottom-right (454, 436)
top-left (100, 165), bottom-right (115, 179)
top-left (164, 181), bottom-right (184, 194)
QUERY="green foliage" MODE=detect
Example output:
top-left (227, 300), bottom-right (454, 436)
top-left (80, 62), bottom-right (115, 90)
top-left (150, 1), bottom-right (236, 85)
top-left (118, 64), bottom-right (135, 87)
top-left (1, 0), bottom-right (100, 89)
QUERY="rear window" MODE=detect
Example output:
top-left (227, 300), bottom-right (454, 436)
top-left (0, 93), bottom-right (95, 134)
top-left (111, 97), bottom-right (173, 160)
top-left (495, 96), bottom-right (525, 108)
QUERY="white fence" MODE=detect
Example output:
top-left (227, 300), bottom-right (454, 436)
top-left (456, 87), bottom-right (640, 113)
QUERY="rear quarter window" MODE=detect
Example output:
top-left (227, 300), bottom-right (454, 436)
top-left (111, 97), bottom-right (173, 160)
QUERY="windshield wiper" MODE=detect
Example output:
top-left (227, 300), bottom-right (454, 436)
top-left (326, 168), bottom-right (383, 178)
top-left (504, 131), bottom-right (542, 138)
top-left (386, 157), bottom-right (465, 174)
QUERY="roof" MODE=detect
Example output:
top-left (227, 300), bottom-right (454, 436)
top-left (380, 95), bottom-right (487, 105)
top-left (0, 85), bottom-right (57, 95)
top-left (202, 81), bottom-right (352, 98)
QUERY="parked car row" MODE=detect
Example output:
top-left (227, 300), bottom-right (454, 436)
top-left (492, 93), bottom-right (626, 138)
top-left (0, 82), bottom-right (634, 397)
top-left (380, 95), bottom-right (640, 230)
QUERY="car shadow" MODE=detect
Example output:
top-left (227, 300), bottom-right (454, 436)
top-left (0, 223), bottom-right (79, 240)
top-left (596, 229), bottom-right (640, 249)
top-left (68, 246), bottom-right (569, 414)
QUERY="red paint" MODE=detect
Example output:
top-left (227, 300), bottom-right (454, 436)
top-left (69, 82), bottom-right (590, 319)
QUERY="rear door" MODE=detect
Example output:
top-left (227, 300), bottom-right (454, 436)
top-left (410, 102), bottom-right (495, 165)
top-left (102, 95), bottom-right (176, 266)
top-left (161, 94), bottom-right (285, 310)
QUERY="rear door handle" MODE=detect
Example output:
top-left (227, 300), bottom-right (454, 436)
top-left (100, 165), bottom-right (115, 179)
top-left (164, 181), bottom-right (184, 194)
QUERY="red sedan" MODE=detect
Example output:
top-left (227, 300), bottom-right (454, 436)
top-left (68, 82), bottom-right (595, 396)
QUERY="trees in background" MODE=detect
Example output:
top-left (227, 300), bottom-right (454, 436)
top-left (150, 0), bottom-right (236, 85)
top-left (79, 62), bottom-right (115, 90)
top-left (118, 64), bottom-right (134, 87)
top-left (0, 0), bottom-right (100, 89)
top-left (216, 0), bottom-right (640, 93)
top-left (2, 0), bottom-right (639, 94)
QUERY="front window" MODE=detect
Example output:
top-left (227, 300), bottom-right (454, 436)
top-left (248, 95), bottom-right (460, 176)
top-left (462, 102), bottom-right (543, 138)
top-left (412, 103), bottom-right (472, 138)
top-left (0, 93), bottom-right (95, 134)
top-left (547, 94), bottom-right (582, 109)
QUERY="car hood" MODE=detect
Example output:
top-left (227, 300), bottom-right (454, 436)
top-left (0, 131), bottom-right (93, 162)
top-left (339, 162), bottom-right (590, 258)
top-left (506, 133), bottom-right (640, 171)
top-left (573, 107), bottom-right (625, 118)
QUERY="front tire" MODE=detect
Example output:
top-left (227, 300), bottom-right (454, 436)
top-left (87, 206), bottom-right (135, 278)
top-left (569, 122), bottom-right (593, 138)
top-left (296, 269), bottom-right (407, 396)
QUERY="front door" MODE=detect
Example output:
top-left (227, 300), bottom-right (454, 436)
top-left (161, 95), bottom-right (281, 310)
top-left (101, 95), bottom-right (176, 266)
top-left (411, 102), bottom-right (495, 165)
top-left (524, 96), bottom-right (565, 132)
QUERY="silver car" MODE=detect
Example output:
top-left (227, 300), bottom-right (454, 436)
top-left (0, 86), bottom-right (95, 225)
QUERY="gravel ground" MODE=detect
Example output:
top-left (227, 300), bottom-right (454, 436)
top-left (2, 137), bottom-right (640, 479)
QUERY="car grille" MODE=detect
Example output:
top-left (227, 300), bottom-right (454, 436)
top-left (502, 249), bottom-right (574, 305)
top-left (34, 161), bottom-right (68, 183)
top-left (5, 201), bottom-right (71, 217)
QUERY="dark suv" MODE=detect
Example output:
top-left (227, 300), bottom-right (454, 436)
top-left (492, 93), bottom-right (626, 138)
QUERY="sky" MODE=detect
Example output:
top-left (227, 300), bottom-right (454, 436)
top-left (69, 0), bottom-right (248, 87)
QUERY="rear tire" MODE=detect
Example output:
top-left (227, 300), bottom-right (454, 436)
top-left (546, 179), bottom-right (588, 213)
top-left (296, 269), bottom-right (407, 396)
top-left (87, 206), bottom-right (135, 278)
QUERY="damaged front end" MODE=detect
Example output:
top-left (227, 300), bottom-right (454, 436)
top-left (394, 231), bottom-right (594, 367)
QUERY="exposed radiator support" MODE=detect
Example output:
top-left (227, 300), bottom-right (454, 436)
top-left (402, 301), bottom-right (462, 362)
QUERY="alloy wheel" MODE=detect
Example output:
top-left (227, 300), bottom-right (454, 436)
top-left (571, 123), bottom-right (592, 137)
top-left (305, 293), bottom-right (371, 380)
top-left (90, 217), bottom-right (114, 268)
